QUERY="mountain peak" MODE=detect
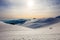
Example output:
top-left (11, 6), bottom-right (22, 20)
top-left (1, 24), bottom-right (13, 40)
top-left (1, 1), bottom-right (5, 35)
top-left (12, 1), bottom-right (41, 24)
top-left (56, 16), bottom-right (60, 18)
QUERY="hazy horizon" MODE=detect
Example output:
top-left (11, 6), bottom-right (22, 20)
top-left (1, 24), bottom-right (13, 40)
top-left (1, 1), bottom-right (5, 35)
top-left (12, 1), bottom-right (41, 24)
top-left (0, 0), bottom-right (60, 20)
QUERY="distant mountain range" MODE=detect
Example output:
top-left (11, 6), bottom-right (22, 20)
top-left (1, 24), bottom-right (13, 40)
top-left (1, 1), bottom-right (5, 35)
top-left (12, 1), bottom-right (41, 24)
top-left (22, 16), bottom-right (60, 28)
top-left (2, 19), bottom-right (28, 25)
top-left (1, 16), bottom-right (60, 28)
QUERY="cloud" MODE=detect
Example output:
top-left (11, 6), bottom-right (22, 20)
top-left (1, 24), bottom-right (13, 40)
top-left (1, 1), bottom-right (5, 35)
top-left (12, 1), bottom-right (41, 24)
top-left (0, 0), bottom-right (60, 20)
top-left (0, 0), bottom-right (11, 10)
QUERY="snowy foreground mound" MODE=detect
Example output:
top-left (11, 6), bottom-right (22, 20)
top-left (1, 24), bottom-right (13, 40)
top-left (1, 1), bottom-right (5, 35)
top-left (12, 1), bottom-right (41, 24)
top-left (0, 21), bottom-right (60, 40)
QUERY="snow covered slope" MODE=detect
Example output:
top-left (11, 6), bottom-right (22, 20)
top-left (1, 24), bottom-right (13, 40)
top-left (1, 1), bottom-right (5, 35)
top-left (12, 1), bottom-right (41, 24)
top-left (0, 21), bottom-right (60, 40)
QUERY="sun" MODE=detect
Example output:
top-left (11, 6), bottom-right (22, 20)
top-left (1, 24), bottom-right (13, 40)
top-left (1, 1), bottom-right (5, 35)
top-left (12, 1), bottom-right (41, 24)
top-left (27, 0), bottom-right (34, 8)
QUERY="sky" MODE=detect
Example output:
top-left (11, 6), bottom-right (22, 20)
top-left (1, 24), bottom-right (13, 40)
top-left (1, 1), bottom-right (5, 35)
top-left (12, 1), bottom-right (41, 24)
top-left (0, 0), bottom-right (60, 20)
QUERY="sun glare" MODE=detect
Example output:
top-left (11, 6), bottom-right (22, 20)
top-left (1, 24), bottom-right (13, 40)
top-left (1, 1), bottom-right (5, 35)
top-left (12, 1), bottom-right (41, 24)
top-left (27, 0), bottom-right (34, 8)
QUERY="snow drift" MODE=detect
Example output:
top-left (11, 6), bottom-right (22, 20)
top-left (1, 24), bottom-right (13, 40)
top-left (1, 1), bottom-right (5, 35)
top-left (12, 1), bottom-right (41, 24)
top-left (0, 21), bottom-right (60, 40)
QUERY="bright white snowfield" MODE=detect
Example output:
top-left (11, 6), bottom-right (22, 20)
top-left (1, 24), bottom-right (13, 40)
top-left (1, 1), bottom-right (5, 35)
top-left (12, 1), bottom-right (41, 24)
top-left (0, 21), bottom-right (60, 40)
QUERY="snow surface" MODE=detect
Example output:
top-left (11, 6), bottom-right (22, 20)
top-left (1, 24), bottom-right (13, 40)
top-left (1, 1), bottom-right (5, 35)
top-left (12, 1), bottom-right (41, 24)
top-left (0, 21), bottom-right (60, 40)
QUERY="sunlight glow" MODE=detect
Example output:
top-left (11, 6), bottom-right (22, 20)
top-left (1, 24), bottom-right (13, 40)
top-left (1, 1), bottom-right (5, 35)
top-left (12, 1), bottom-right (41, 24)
top-left (27, 0), bottom-right (34, 8)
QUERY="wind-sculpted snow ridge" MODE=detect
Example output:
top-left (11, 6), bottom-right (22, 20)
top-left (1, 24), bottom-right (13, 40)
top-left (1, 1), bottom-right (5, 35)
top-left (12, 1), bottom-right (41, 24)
top-left (1, 16), bottom-right (60, 29)
top-left (0, 21), bottom-right (33, 32)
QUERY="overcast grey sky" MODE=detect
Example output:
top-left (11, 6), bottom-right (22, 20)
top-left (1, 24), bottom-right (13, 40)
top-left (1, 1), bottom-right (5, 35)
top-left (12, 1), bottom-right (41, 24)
top-left (0, 0), bottom-right (60, 20)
